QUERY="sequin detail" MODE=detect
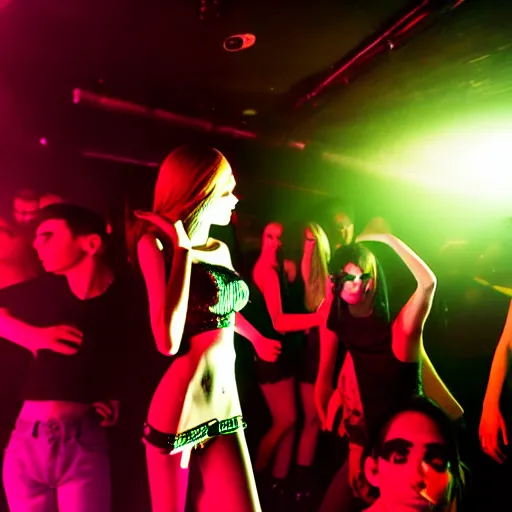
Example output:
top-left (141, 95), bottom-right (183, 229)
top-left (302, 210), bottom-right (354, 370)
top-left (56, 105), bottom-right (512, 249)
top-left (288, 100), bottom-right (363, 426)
top-left (143, 416), bottom-right (247, 454)
top-left (183, 262), bottom-right (249, 337)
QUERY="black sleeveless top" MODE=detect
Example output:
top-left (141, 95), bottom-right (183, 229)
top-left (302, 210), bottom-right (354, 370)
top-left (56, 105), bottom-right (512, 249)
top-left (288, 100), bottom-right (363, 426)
top-left (327, 301), bottom-right (421, 439)
top-left (244, 266), bottom-right (286, 342)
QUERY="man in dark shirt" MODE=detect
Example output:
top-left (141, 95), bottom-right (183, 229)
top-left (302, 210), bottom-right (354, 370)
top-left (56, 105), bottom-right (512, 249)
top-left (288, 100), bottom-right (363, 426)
top-left (0, 203), bottom-right (134, 512)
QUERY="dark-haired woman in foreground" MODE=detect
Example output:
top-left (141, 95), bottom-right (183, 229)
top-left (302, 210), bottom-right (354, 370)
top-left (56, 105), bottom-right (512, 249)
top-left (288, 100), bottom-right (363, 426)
top-left (362, 396), bottom-right (465, 511)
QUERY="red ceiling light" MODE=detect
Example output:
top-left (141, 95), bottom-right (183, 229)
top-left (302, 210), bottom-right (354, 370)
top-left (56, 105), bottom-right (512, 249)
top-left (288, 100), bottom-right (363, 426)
top-left (223, 34), bottom-right (256, 52)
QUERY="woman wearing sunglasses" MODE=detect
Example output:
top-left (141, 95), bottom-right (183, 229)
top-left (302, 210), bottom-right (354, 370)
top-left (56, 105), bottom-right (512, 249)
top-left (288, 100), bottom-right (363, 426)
top-left (316, 218), bottom-right (462, 511)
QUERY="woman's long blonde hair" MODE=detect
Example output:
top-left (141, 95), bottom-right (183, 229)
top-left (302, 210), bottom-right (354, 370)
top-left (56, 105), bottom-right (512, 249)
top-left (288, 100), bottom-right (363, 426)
top-left (128, 145), bottom-right (229, 262)
top-left (304, 222), bottom-right (331, 311)
top-left (153, 145), bottom-right (229, 238)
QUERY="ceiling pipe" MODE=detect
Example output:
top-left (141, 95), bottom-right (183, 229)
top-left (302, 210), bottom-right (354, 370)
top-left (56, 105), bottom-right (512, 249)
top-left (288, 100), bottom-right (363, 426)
top-left (73, 88), bottom-right (310, 156)
top-left (73, 89), bottom-right (258, 140)
top-left (80, 150), bottom-right (159, 168)
top-left (292, 0), bottom-right (466, 110)
top-left (73, 0), bottom-right (465, 166)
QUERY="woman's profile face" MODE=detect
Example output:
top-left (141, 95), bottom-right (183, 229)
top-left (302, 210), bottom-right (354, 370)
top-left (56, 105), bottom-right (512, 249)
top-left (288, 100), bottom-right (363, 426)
top-left (207, 163), bottom-right (239, 227)
top-left (339, 262), bottom-right (374, 305)
top-left (368, 411), bottom-right (453, 511)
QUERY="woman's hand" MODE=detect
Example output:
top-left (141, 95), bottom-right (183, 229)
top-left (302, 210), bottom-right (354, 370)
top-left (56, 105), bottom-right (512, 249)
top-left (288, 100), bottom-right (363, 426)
top-left (253, 336), bottom-right (282, 363)
top-left (32, 325), bottom-right (83, 355)
top-left (480, 402), bottom-right (508, 463)
top-left (93, 400), bottom-right (120, 427)
top-left (356, 217), bottom-right (391, 243)
top-left (135, 212), bottom-right (191, 250)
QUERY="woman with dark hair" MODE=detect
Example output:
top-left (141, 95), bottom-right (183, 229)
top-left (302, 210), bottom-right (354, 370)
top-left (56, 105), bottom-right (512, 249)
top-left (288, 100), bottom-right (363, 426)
top-left (362, 396), bottom-right (465, 511)
top-left (135, 145), bottom-right (278, 512)
top-left (244, 221), bottom-right (325, 501)
top-left (315, 219), bottom-right (462, 511)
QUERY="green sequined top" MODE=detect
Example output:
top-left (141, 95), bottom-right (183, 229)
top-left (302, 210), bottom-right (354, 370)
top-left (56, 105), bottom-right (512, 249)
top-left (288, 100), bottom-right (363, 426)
top-left (183, 261), bottom-right (249, 338)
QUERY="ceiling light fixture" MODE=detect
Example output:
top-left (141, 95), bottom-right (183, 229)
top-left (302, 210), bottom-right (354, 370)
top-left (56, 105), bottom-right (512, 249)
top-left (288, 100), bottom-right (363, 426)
top-left (223, 33), bottom-right (256, 52)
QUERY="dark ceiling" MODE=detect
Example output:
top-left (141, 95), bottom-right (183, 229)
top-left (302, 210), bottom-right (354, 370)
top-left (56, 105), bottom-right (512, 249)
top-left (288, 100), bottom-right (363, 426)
top-left (0, 0), bottom-right (410, 109)
top-left (299, 0), bottom-right (512, 154)
top-left (0, 0), bottom-right (509, 169)
top-left (0, 0), bottom-right (424, 149)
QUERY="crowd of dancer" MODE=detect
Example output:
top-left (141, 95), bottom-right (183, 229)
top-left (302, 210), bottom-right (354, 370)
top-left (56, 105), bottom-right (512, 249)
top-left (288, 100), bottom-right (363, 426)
top-left (0, 145), bottom-right (510, 512)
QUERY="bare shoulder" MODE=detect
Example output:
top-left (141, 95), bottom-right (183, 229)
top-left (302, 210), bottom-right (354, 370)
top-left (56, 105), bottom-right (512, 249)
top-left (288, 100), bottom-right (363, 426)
top-left (254, 259), bottom-right (280, 290)
top-left (216, 240), bottom-right (233, 268)
top-left (213, 238), bottom-right (230, 255)
top-left (197, 238), bottom-right (233, 268)
top-left (253, 258), bottom-right (265, 281)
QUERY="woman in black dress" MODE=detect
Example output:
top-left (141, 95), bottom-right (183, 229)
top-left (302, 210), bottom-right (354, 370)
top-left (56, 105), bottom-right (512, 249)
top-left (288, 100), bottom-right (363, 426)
top-left (246, 221), bottom-right (325, 500)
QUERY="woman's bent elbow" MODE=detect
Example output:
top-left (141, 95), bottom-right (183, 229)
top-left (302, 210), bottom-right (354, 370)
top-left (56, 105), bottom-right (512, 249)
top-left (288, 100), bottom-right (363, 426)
top-left (271, 316), bottom-right (286, 333)
top-left (426, 276), bottom-right (437, 292)
top-left (420, 279), bottom-right (437, 297)
top-left (153, 332), bottom-right (178, 357)
top-left (156, 340), bottom-right (180, 357)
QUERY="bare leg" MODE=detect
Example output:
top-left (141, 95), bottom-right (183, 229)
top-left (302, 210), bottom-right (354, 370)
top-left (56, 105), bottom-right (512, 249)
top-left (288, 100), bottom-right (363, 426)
top-left (145, 444), bottom-right (190, 512)
top-left (256, 378), bottom-right (297, 479)
top-left (144, 352), bottom-right (201, 512)
top-left (196, 432), bottom-right (261, 512)
top-left (296, 382), bottom-right (321, 467)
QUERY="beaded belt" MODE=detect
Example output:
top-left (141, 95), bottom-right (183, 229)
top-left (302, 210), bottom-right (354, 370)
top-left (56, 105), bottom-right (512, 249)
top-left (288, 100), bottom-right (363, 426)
top-left (143, 415), bottom-right (246, 454)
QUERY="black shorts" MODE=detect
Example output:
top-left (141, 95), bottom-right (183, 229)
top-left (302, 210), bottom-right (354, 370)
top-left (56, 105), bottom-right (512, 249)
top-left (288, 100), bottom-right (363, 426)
top-left (295, 327), bottom-right (320, 384)
top-left (255, 335), bottom-right (297, 385)
top-left (255, 330), bottom-right (320, 385)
